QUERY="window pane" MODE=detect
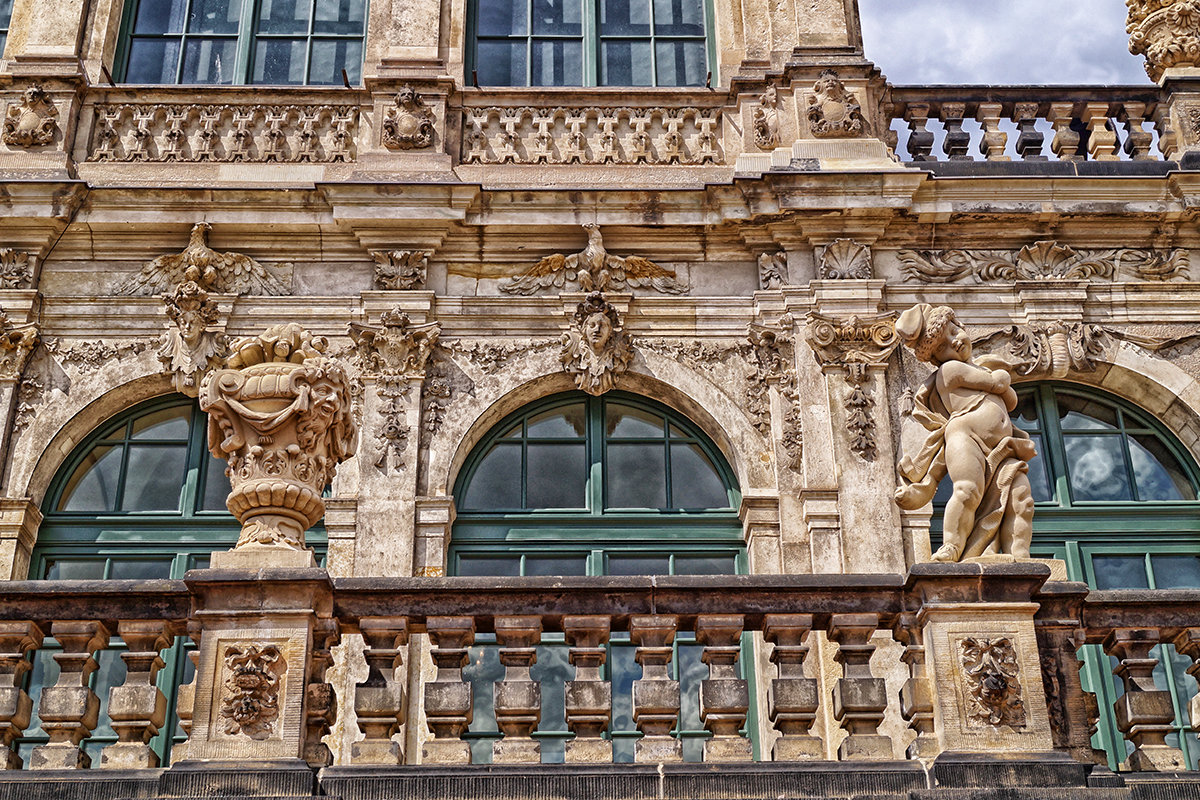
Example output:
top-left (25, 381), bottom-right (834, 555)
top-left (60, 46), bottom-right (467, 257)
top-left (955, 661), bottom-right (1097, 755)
top-left (527, 404), bottom-right (586, 438)
top-left (43, 559), bottom-right (107, 580)
top-left (258, 0), bottom-right (310, 34)
top-left (309, 38), bottom-right (363, 84)
top-left (1026, 433), bottom-right (1053, 502)
top-left (1058, 394), bottom-right (1119, 431)
top-left (201, 451), bottom-right (233, 511)
top-left (609, 642), bottom-right (637, 762)
top-left (182, 37), bottom-right (238, 83)
top-left (608, 554), bottom-right (669, 575)
top-left (1151, 555), bottom-right (1200, 589)
top-left (606, 443), bottom-right (666, 508)
top-left (531, 39), bottom-right (582, 85)
top-left (670, 443), bottom-right (727, 508)
top-left (457, 555), bottom-right (521, 577)
top-left (600, 0), bottom-right (650, 35)
top-left (476, 40), bottom-right (527, 85)
top-left (654, 39), bottom-right (706, 86)
top-left (87, 649), bottom-right (127, 750)
top-left (677, 642), bottom-right (708, 760)
top-left (253, 38), bottom-right (308, 84)
top-left (1129, 433), bottom-right (1196, 501)
top-left (1012, 393), bottom-right (1041, 432)
top-left (606, 404), bottom-right (662, 437)
top-left (1065, 435), bottom-right (1132, 502)
top-left (532, 0), bottom-right (582, 35)
top-left (462, 443), bottom-right (522, 509)
top-left (134, 0), bottom-right (188, 34)
top-left (122, 445), bottom-right (188, 511)
top-left (524, 555), bottom-right (587, 576)
top-left (130, 406), bottom-right (191, 440)
top-left (600, 39), bottom-right (652, 86)
top-left (109, 559), bottom-right (175, 580)
top-left (479, 0), bottom-right (528, 35)
top-left (530, 643), bottom-right (572, 761)
top-left (126, 39), bottom-right (182, 83)
top-left (189, 0), bottom-right (243, 34)
top-left (652, 0), bottom-right (705, 36)
top-left (527, 443), bottom-right (587, 508)
top-left (674, 555), bottom-right (736, 575)
top-left (59, 445), bottom-right (122, 512)
top-left (1092, 555), bottom-right (1149, 590)
top-left (314, 0), bottom-right (366, 34)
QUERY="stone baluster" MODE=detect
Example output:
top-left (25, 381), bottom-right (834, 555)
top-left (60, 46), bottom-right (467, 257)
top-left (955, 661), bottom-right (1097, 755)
top-left (1120, 102), bottom-right (1156, 161)
top-left (304, 623), bottom-right (339, 767)
top-left (828, 613), bottom-right (891, 760)
top-left (563, 615), bottom-right (611, 763)
top-left (940, 103), bottom-right (971, 160)
top-left (170, 637), bottom-right (199, 764)
top-left (696, 615), bottom-right (750, 762)
top-left (100, 621), bottom-right (172, 769)
top-left (631, 615), bottom-right (681, 762)
top-left (352, 617), bottom-right (410, 764)
top-left (1013, 102), bottom-right (1047, 161)
top-left (30, 621), bottom-right (110, 770)
top-left (1083, 103), bottom-right (1119, 161)
top-left (423, 616), bottom-right (475, 764)
top-left (0, 622), bottom-right (42, 769)
top-left (904, 103), bottom-right (935, 161)
top-left (763, 614), bottom-right (820, 760)
top-left (1103, 628), bottom-right (1185, 771)
top-left (892, 612), bottom-right (936, 759)
top-left (976, 102), bottom-right (1009, 161)
top-left (1048, 103), bottom-right (1085, 162)
top-left (1171, 628), bottom-right (1200, 743)
top-left (492, 616), bottom-right (542, 763)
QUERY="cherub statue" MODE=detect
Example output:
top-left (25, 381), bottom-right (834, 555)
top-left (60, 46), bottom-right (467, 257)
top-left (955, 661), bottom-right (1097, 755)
top-left (893, 304), bottom-right (1036, 563)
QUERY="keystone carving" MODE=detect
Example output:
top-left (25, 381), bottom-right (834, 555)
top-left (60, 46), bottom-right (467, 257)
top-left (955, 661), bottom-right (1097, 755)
top-left (158, 274), bottom-right (228, 395)
top-left (0, 309), bottom-right (38, 382)
top-left (503, 224), bottom-right (686, 295)
top-left (0, 250), bottom-right (33, 289)
top-left (976, 322), bottom-right (1107, 378)
top-left (220, 644), bottom-right (286, 740)
top-left (373, 250), bottom-right (428, 290)
top-left (753, 85), bottom-right (781, 149)
top-left (382, 86), bottom-right (435, 150)
top-left (758, 252), bottom-right (787, 289)
top-left (116, 222), bottom-right (290, 296)
top-left (561, 292), bottom-right (633, 396)
top-left (3, 86), bottom-right (58, 147)
top-left (898, 243), bottom-right (1188, 283)
top-left (807, 70), bottom-right (864, 138)
top-left (200, 324), bottom-right (357, 553)
top-left (960, 637), bottom-right (1026, 729)
top-left (894, 304), bottom-right (1036, 563)
top-left (817, 239), bottom-right (872, 280)
top-left (1127, 0), bottom-right (1200, 82)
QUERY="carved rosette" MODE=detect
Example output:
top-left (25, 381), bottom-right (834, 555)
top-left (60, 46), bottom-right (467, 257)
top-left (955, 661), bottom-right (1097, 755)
top-left (382, 87), bottom-right (435, 150)
top-left (0, 310), bottom-right (39, 382)
top-left (757, 252), bottom-right (787, 289)
top-left (817, 239), bottom-right (872, 280)
top-left (561, 292), bottom-right (634, 396)
top-left (753, 85), bottom-right (780, 150)
top-left (200, 324), bottom-right (357, 553)
top-left (806, 70), bottom-right (864, 138)
top-left (220, 644), bottom-right (286, 740)
top-left (1127, 0), bottom-right (1200, 81)
top-left (2, 86), bottom-right (58, 148)
top-left (159, 277), bottom-right (228, 395)
top-left (372, 250), bottom-right (429, 290)
top-left (960, 637), bottom-right (1026, 729)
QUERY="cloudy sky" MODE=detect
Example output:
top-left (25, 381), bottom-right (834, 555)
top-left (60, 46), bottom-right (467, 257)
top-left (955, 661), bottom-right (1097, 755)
top-left (858, 0), bottom-right (1149, 85)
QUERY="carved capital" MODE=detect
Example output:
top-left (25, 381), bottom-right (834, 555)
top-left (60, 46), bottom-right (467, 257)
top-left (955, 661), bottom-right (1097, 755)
top-left (3, 86), bottom-right (58, 148)
top-left (981, 322), bottom-right (1108, 379)
top-left (0, 311), bottom-right (39, 383)
top-left (1127, 0), bottom-right (1200, 81)
top-left (805, 312), bottom-right (898, 375)
top-left (561, 292), bottom-right (634, 396)
top-left (382, 86), bottom-right (435, 150)
top-left (372, 250), bottom-right (428, 290)
top-left (349, 309), bottom-right (441, 381)
top-left (0, 251), bottom-right (33, 290)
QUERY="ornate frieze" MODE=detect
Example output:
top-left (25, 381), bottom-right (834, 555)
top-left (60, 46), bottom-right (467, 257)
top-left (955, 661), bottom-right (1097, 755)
top-left (503, 224), bottom-right (686, 295)
top-left (462, 106), bottom-right (721, 165)
top-left (87, 103), bottom-right (357, 163)
top-left (807, 70), bottom-right (864, 138)
top-left (116, 222), bottom-right (290, 297)
top-left (447, 339), bottom-right (557, 373)
top-left (373, 250), bottom-right (428, 290)
top-left (0, 310), bottom-right (38, 382)
top-left (3, 86), bottom-right (58, 148)
top-left (381, 86), bottom-right (435, 150)
top-left (561, 292), bottom-right (634, 396)
top-left (817, 239), bottom-right (872, 280)
top-left (753, 85), bottom-right (780, 150)
top-left (898, 242), bottom-right (1188, 283)
top-left (159, 277), bottom-right (228, 395)
top-left (758, 252), bottom-right (787, 290)
top-left (43, 338), bottom-right (151, 370)
top-left (0, 250), bottom-right (33, 290)
top-left (1127, 0), bottom-right (1200, 81)
top-left (960, 637), bottom-right (1026, 729)
top-left (220, 644), bottom-right (286, 740)
top-left (977, 322), bottom-right (1107, 378)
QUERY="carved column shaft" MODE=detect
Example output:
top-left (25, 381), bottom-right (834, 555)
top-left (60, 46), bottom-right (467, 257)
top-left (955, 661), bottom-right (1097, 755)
top-left (828, 613), bottom-right (891, 761)
top-left (631, 615), bottom-right (681, 762)
top-left (1104, 628), bottom-right (1186, 771)
top-left (492, 616), bottom-right (542, 763)
top-left (563, 615), bottom-right (611, 763)
top-left (422, 616), bottom-right (474, 764)
top-left (30, 621), bottom-right (109, 770)
top-left (100, 621), bottom-right (171, 769)
top-left (763, 614), bottom-right (821, 760)
top-left (0, 621), bottom-right (42, 769)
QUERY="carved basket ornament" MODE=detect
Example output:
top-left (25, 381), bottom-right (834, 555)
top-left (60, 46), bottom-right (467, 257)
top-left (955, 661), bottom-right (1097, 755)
top-left (1127, 0), bottom-right (1200, 81)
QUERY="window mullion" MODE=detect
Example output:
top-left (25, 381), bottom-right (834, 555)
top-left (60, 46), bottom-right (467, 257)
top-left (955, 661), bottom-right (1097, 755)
top-left (236, 0), bottom-right (260, 84)
top-left (585, 0), bottom-right (598, 85)
top-left (589, 398), bottom-right (604, 515)
top-left (1039, 385), bottom-right (1073, 507)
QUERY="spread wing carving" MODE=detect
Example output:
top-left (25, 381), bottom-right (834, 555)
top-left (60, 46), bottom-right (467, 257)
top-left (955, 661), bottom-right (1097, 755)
top-left (114, 251), bottom-right (196, 296)
top-left (114, 223), bottom-right (290, 296)
top-left (500, 252), bottom-right (575, 295)
top-left (606, 254), bottom-right (686, 294)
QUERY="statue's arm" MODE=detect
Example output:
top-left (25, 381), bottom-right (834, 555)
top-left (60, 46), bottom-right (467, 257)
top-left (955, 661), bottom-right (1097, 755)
top-left (940, 360), bottom-right (1010, 394)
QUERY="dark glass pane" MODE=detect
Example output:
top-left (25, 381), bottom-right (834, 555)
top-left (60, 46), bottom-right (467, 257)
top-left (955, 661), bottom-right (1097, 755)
top-left (88, 648), bottom-right (128, 742)
top-left (600, 0), bottom-right (650, 35)
top-left (134, 0), bottom-right (188, 33)
top-left (1092, 555), bottom-right (1149, 590)
top-left (43, 559), bottom-right (107, 580)
top-left (59, 445), bottom-right (122, 512)
top-left (677, 642), bottom-right (708, 760)
top-left (527, 404), bottom-right (586, 438)
top-left (309, 38), bottom-right (363, 84)
top-left (0, 0), bottom-right (15, 25)
top-left (478, 0), bottom-right (528, 35)
top-left (530, 643), bottom-right (572, 763)
top-left (314, 0), bottom-right (366, 34)
top-left (476, 39), bottom-right (527, 85)
top-left (606, 403), bottom-right (662, 438)
top-left (1065, 435), bottom-right (1132, 502)
top-left (182, 37), bottom-right (238, 83)
top-left (1058, 394), bottom-right (1119, 431)
top-left (122, 445), bottom-right (188, 511)
top-left (0, 35), bottom-right (6, 57)
top-left (608, 554), bottom-right (669, 575)
top-left (190, 0), bottom-right (243, 34)
top-left (531, 38), bottom-right (582, 85)
top-left (109, 558), bottom-right (175, 580)
top-left (1027, 433), bottom-right (1053, 502)
top-left (673, 555), bottom-right (736, 575)
top-left (933, 473), bottom-right (951, 504)
top-left (609, 640), bottom-right (637, 761)
top-left (524, 555), bottom-right (587, 576)
top-left (652, 0), bottom-right (705, 36)
top-left (1129, 433), bottom-right (1195, 501)
top-left (201, 451), bottom-right (233, 511)
top-left (532, 0), bottom-right (582, 35)
top-left (1012, 393), bottom-right (1041, 432)
top-left (257, 0), bottom-right (309, 34)
top-left (654, 39), bottom-right (705, 86)
top-left (606, 443), bottom-right (666, 508)
top-left (462, 443), bottom-right (522, 509)
top-left (527, 444), bottom-right (587, 508)
top-left (501, 423), bottom-right (522, 438)
top-left (1151, 555), bottom-right (1200, 589)
top-left (130, 407), bottom-right (191, 440)
top-left (457, 555), bottom-right (521, 577)
top-left (126, 38), bottom-right (183, 83)
top-left (600, 39), bottom-right (652, 86)
top-left (21, 649), bottom-right (57, 741)
top-left (670, 443), bottom-right (727, 508)
top-left (252, 38), bottom-right (307, 84)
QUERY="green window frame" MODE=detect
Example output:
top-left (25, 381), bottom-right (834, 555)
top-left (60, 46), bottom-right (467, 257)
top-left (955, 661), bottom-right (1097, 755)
top-left (467, 0), bottom-right (716, 87)
top-left (114, 0), bottom-right (368, 86)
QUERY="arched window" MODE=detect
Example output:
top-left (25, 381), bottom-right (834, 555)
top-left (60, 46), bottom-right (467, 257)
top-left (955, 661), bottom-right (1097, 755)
top-left (468, 0), bottom-right (714, 87)
top-left (452, 391), bottom-right (745, 763)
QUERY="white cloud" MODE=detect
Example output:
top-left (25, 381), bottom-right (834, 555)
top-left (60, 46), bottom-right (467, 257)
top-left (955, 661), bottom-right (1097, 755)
top-left (859, 0), bottom-right (1149, 85)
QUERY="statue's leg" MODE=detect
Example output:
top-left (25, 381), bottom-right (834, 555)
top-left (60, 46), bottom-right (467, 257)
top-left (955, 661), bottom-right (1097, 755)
top-left (999, 472), bottom-right (1034, 559)
top-left (936, 425), bottom-right (986, 562)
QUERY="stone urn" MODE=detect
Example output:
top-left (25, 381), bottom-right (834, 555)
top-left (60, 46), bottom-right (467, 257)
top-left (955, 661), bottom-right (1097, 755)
top-left (200, 323), bottom-right (357, 568)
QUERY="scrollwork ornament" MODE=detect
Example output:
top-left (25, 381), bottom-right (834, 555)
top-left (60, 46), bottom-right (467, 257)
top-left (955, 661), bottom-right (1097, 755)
top-left (0, 250), bottom-right (33, 289)
top-left (561, 292), bottom-right (634, 396)
top-left (1127, 0), bottom-right (1200, 82)
top-left (960, 637), bottom-right (1026, 729)
top-left (220, 644), bottom-right (286, 740)
top-left (382, 86), bottom-right (435, 150)
top-left (3, 86), bottom-right (58, 148)
top-left (807, 70), bottom-right (864, 138)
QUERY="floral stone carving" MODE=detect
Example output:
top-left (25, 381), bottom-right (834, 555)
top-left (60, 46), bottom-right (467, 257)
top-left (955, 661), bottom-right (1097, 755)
top-left (898, 242), bottom-right (1187, 284)
top-left (807, 70), bottom-right (864, 138)
top-left (503, 224), bottom-right (686, 295)
top-left (200, 324), bottom-right (357, 554)
top-left (116, 222), bottom-right (290, 296)
top-left (746, 319), bottom-right (802, 469)
top-left (221, 644), bottom-right (286, 740)
top-left (753, 85), bottom-right (781, 150)
top-left (0, 310), bottom-right (39, 381)
top-left (0, 250), bottom-right (33, 289)
top-left (373, 250), bottom-right (428, 290)
top-left (817, 239), bottom-right (872, 280)
top-left (960, 637), bottom-right (1026, 729)
top-left (977, 322), bottom-right (1107, 378)
top-left (894, 304), bottom-right (1036, 563)
top-left (159, 274), bottom-right (228, 395)
top-left (3, 86), bottom-right (58, 147)
top-left (1127, 0), bottom-right (1200, 82)
top-left (561, 292), bottom-right (633, 396)
top-left (382, 86), bottom-right (435, 150)
top-left (758, 252), bottom-right (787, 289)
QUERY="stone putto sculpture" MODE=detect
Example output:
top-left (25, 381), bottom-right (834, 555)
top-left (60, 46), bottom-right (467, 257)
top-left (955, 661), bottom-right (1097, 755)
top-left (807, 69), bottom-right (864, 138)
top-left (200, 324), bottom-right (357, 563)
top-left (753, 85), bottom-right (780, 150)
top-left (893, 304), bottom-right (1036, 563)
top-left (561, 292), bottom-right (633, 396)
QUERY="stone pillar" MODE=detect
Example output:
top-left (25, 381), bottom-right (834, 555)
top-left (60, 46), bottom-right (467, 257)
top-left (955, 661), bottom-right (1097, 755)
top-left (365, 0), bottom-right (446, 78)
top-left (30, 620), bottom-right (109, 770)
top-left (413, 497), bottom-right (455, 577)
top-left (1105, 628), bottom-right (1186, 771)
top-left (763, 614), bottom-right (821, 760)
top-left (563, 615), bottom-right (612, 763)
top-left (697, 615), bottom-right (751, 762)
top-left (1036, 583), bottom-right (1105, 764)
top-left (100, 621), bottom-right (172, 769)
top-left (631, 615), bottom-right (681, 762)
top-left (828, 613), bottom-right (890, 760)
top-left (0, 498), bottom-right (40, 580)
top-left (492, 616), bottom-right (542, 763)
top-left (791, 0), bottom-right (862, 60)
top-left (0, 621), bottom-right (41, 768)
top-left (352, 618), bottom-right (409, 764)
top-left (422, 616), bottom-right (474, 764)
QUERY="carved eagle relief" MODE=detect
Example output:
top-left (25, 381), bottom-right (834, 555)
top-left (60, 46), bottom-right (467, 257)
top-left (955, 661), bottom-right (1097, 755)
top-left (115, 222), bottom-right (291, 297)
top-left (501, 224), bottom-right (687, 295)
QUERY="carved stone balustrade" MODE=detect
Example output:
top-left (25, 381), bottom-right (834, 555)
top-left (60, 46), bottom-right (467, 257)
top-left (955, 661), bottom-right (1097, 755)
top-left (763, 614), bottom-right (821, 760)
top-left (30, 621), bottom-right (110, 770)
top-left (492, 615), bottom-right (543, 763)
top-left (630, 614), bottom-right (682, 762)
top-left (351, 617), bottom-right (409, 764)
top-left (563, 615), bottom-right (611, 763)
top-left (1103, 628), bottom-right (1186, 771)
top-left (892, 611), bottom-right (936, 760)
top-left (697, 614), bottom-right (751, 762)
top-left (828, 613), bottom-right (891, 761)
top-left (422, 616), bottom-right (475, 764)
top-left (100, 621), bottom-right (173, 769)
top-left (0, 622), bottom-right (42, 769)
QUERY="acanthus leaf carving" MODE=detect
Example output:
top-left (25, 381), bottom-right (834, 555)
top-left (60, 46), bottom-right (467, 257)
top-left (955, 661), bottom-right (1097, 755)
top-left (807, 70), bottom-right (864, 139)
top-left (960, 637), bottom-right (1026, 729)
top-left (220, 643), bottom-right (286, 740)
top-left (897, 241), bottom-right (1189, 284)
top-left (1006, 322), bottom-right (1107, 378)
top-left (817, 239), bottom-right (872, 280)
top-left (753, 85), bottom-right (780, 150)
top-left (158, 276), bottom-right (228, 395)
top-left (561, 292), bottom-right (634, 396)
top-left (0, 309), bottom-right (39, 382)
top-left (503, 224), bottom-right (686, 296)
top-left (0, 250), bottom-right (33, 290)
top-left (381, 86), bottom-right (435, 150)
top-left (373, 250), bottom-right (429, 290)
top-left (116, 222), bottom-right (291, 297)
top-left (2, 86), bottom-right (58, 148)
top-left (757, 252), bottom-right (787, 290)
